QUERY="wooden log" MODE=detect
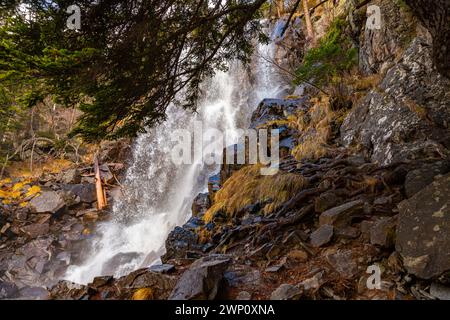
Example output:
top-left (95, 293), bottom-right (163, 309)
top-left (94, 154), bottom-right (107, 210)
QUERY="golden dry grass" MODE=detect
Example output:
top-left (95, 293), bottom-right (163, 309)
top-left (291, 95), bottom-right (334, 162)
top-left (132, 288), bottom-right (154, 300)
top-left (203, 164), bottom-right (307, 223)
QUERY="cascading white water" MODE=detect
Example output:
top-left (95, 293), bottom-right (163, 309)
top-left (65, 23), bottom-right (290, 284)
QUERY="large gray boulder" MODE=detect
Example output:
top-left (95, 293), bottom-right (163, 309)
top-left (342, 37), bottom-right (450, 165)
top-left (396, 173), bottom-right (450, 279)
top-left (169, 255), bottom-right (231, 300)
top-left (29, 191), bottom-right (65, 214)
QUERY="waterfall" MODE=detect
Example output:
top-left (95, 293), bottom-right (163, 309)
top-left (65, 23), bottom-right (290, 285)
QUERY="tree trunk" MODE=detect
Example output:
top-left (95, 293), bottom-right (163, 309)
top-left (302, 0), bottom-right (316, 45)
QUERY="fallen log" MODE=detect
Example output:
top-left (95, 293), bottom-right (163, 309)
top-left (94, 154), bottom-right (107, 210)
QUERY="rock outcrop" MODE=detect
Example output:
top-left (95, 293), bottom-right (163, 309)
top-left (396, 173), bottom-right (450, 279)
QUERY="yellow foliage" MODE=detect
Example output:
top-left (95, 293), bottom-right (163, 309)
top-left (132, 288), bottom-right (154, 300)
top-left (19, 202), bottom-right (28, 208)
top-left (25, 185), bottom-right (41, 198)
top-left (7, 158), bottom-right (73, 178)
top-left (0, 178), bottom-right (12, 185)
top-left (203, 164), bottom-right (307, 223)
top-left (12, 181), bottom-right (27, 192)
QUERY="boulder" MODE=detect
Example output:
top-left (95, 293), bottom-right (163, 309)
top-left (342, 37), bottom-right (450, 166)
top-left (21, 223), bottom-right (50, 239)
top-left (49, 281), bottom-right (89, 300)
top-left (315, 192), bottom-right (340, 213)
top-left (149, 264), bottom-right (175, 274)
top-left (335, 226), bottom-right (361, 239)
top-left (162, 226), bottom-right (202, 262)
top-left (319, 200), bottom-right (364, 227)
top-left (0, 280), bottom-right (19, 299)
top-left (29, 191), bottom-right (65, 214)
top-left (404, 160), bottom-right (450, 198)
top-left (117, 269), bottom-right (178, 299)
top-left (191, 193), bottom-right (210, 217)
top-left (60, 168), bottom-right (81, 184)
top-left (325, 249), bottom-right (358, 279)
top-left (249, 98), bottom-right (308, 129)
top-left (169, 254), bottom-right (231, 300)
top-left (310, 225), bottom-right (334, 248)
top-left (430, 283), bottom-right (450, 300)
top-left (270, 284), bottom-right (302, 300)
top-left (396, 173), bottom-right (450, 279)
top-left (99, 164), bottom-right (114, 184)
top-left (370, 216), bottom-right (397, 248)
top-left (60, 184), bottom-right (96, 203)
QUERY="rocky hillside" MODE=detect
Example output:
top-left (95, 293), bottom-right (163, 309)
top-left (1, 0), bottom-right (449, 300)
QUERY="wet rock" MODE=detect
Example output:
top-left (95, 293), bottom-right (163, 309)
top-left (149, 264), bottom-right (175, 274)
top-left (169, 254), bottom-right (231, 300)
top-left (29, 191), bottom-right (65, 214)
top-left (250, 98), bottom-right (308, 129)
top-left (310, 225), bottom-right (334, 248)
top-left (404, 161), bottom-right (450, 198)
top-left (325, 249), bottom-right (358, 279)
top-left (140, 251), bottom-right (160, 268)
top-left (207, 174), bottom-right (221, 198)
top-left (191, 193), bottom-right (210, 217)
top-left (396, 173), bottom-right (450, 279)
top-left (270, 284), bottom-right (302, 300)
top-left (101, 252), bottom-right (142, 276)
top-left (370, 217), bottom-right (397, 248)
top-left (60, 184), bottom-right (96, 204)
top-left (21, 223), bottom-right (50, 239)
top-left (315, 192), bottom-right (340, 213)
top-left (319, 200), bottom-right (364, 227)
top-left (430, 283), bottom-right (450, 300)
top-left (162, 226), bottom-right (201, 262)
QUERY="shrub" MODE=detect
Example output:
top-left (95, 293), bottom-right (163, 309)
top-left (294, 18), bottom-right (358, 88)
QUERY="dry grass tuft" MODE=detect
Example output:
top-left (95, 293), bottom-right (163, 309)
top-left (132, 288), bottom-right (154, 300)
top-left (291, 95), bottom-right (335, 162)
top-left (203, 164), bottom-right (307, 223)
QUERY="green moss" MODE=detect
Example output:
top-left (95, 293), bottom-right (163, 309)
top-left (294, 18), bottom-right (358, 88)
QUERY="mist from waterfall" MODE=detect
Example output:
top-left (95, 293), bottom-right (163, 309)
top-left (64, 23), bottom-right (290, 284)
